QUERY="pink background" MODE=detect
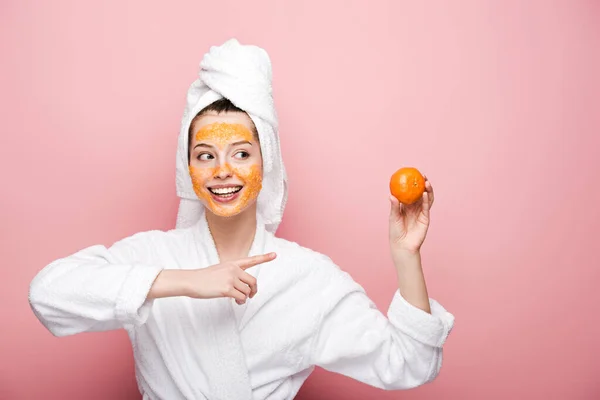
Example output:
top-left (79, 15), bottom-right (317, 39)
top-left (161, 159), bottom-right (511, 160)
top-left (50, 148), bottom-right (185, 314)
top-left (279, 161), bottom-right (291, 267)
top-left (2, 1), bottom-right (599, 399)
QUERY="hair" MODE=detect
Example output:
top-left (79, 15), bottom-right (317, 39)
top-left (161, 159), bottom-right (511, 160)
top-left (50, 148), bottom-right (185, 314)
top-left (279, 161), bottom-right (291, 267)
top-left (187, 98), bottom-right (259, 162)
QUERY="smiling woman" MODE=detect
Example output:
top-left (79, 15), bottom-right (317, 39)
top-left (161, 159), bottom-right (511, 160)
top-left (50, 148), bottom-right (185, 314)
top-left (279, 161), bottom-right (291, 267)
top-left (28, 38), bottom-right (454, 400)
top-left (188, 109), bottom-right (263, 218)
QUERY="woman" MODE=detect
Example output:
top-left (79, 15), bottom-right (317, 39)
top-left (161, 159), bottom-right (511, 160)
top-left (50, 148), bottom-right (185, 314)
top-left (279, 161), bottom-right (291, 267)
top-left (29, 39), bottom-right (454, 400)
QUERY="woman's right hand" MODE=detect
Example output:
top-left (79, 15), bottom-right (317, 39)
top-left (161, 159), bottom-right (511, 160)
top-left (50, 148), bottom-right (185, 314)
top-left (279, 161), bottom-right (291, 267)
top-left (186, 253), bottom-right (277, 304)
top-left (148, 253), bottom-right (277, 304)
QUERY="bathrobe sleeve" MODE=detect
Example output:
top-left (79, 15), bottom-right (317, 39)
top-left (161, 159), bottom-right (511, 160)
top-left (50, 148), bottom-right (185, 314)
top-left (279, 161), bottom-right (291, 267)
top-left (29, 233), bottom-right (164, 337)
top-left (308, 263), bottom-right (454, 390)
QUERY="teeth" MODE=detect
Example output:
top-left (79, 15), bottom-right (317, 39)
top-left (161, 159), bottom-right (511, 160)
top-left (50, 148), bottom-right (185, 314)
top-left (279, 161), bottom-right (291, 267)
top-left (210, 186), bottom-right (242, 195)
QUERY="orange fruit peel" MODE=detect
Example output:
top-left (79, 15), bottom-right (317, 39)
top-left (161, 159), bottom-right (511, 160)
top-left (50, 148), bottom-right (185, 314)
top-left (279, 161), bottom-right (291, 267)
top-left (389, 167), bottom-right (425, 205)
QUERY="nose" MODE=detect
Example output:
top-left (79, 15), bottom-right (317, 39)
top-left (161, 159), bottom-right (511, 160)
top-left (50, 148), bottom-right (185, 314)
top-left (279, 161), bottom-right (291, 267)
top-left (215, 162), bottom-right (233, 179)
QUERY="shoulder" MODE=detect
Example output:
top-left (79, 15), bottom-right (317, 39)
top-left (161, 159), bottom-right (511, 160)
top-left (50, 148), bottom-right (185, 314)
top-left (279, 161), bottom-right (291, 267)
top-left (108, 226), bottom-right (194, 263)
top-left (269, 235), bottom-right (352, 282)
top-left (271, 235), bottom-right (334, 269)
top-left (268, 235), bottom-right (367, 308)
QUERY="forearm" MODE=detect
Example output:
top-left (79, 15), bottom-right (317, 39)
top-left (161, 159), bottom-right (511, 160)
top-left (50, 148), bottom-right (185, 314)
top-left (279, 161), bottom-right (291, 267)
top-left (392, 251), bottom-right (431, 314)
top-left (147, 270), bottom-right (192, 300)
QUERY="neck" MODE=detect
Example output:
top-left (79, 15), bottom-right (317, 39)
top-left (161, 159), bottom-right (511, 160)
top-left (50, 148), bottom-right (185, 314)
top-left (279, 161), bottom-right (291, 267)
top-left (205, 204), bottom-right (258, 263)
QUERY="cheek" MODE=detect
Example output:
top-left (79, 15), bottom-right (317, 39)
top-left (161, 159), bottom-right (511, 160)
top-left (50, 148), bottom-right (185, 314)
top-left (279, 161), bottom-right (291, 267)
top-left (189, 166), bottom-right (214, 188)
top-left (235, 165), bottom-right (262, 191)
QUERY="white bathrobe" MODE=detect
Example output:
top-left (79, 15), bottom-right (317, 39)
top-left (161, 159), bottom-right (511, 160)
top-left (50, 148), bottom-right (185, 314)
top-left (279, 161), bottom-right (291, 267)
top-left (29, 215), bottom-right (454, 400)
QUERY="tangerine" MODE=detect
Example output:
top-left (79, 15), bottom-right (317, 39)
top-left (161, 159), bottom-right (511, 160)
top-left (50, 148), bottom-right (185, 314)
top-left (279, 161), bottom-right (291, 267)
top-left (390, 167), bottom-right (425, 205)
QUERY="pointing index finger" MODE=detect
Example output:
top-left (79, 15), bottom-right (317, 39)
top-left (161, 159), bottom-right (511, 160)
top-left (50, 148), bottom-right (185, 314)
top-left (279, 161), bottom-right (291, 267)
top-left (237, 252), bottom-right (277, 270)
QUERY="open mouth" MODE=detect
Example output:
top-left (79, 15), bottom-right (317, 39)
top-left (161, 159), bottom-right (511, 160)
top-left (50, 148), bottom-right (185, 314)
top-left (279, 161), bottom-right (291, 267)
top-left (207, 185), bottom-right (243, 202)
top-left (209, 186), bottom-right (242, 195)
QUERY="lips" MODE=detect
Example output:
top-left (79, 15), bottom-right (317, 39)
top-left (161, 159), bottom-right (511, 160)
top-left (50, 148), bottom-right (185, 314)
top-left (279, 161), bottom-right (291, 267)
top-left (208, 185), bottom-right (243, 195)
top-left (206, 185), bottom-right (243, 204)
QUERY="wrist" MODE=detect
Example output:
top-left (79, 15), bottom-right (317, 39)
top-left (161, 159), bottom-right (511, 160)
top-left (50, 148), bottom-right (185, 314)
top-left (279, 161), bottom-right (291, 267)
top-left (176, 270), bottom-right (195, 298)
top-left (392, 249), bottom-right (422, 269)
top-left (392, 248), bottom-right (421, 260)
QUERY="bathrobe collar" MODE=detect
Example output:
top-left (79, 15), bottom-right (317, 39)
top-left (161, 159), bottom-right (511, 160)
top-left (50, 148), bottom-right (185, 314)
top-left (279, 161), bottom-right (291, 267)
top-left (187, 212), bottom-right (266, 400)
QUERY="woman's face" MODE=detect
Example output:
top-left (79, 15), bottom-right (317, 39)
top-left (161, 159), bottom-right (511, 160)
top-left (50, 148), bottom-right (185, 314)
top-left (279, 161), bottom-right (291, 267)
top-left (188, 111), bottom-right (262, 218)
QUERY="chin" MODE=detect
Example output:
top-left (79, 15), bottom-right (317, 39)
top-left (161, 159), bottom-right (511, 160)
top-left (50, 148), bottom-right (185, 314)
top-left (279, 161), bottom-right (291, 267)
top-left (205, 204), bottom-right (250, 219)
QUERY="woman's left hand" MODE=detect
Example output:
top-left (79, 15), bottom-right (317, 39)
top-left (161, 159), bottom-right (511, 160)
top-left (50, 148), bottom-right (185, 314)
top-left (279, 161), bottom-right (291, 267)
top-left (389, 176), bottom-right (435, 255)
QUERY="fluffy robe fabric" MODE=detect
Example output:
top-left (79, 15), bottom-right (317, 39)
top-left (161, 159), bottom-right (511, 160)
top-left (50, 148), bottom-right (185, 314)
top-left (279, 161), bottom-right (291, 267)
top-left (29, 216), bottom-right (454, 399)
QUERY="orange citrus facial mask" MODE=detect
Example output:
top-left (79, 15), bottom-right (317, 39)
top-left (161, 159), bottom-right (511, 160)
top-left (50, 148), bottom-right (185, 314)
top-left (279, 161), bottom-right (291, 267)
top-left (188, 123), bottom-right (262, 217)
top-left (194, 122), bottom-right (254, 149)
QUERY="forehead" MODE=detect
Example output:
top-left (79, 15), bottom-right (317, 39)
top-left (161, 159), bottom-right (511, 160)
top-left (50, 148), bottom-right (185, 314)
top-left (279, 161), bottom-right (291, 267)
top-left (191, 111), bottom-right (256, 140)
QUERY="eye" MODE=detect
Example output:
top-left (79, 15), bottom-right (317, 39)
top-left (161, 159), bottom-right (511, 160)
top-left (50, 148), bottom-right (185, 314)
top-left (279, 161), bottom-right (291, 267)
top-left (197, 153), bottom-right (214, 161)
top-left (234, 151), bottom-right (250, 160)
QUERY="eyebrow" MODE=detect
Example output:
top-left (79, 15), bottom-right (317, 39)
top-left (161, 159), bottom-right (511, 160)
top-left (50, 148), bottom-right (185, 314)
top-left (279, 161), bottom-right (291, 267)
top-left (193, 141), bottom-right (252, 150)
